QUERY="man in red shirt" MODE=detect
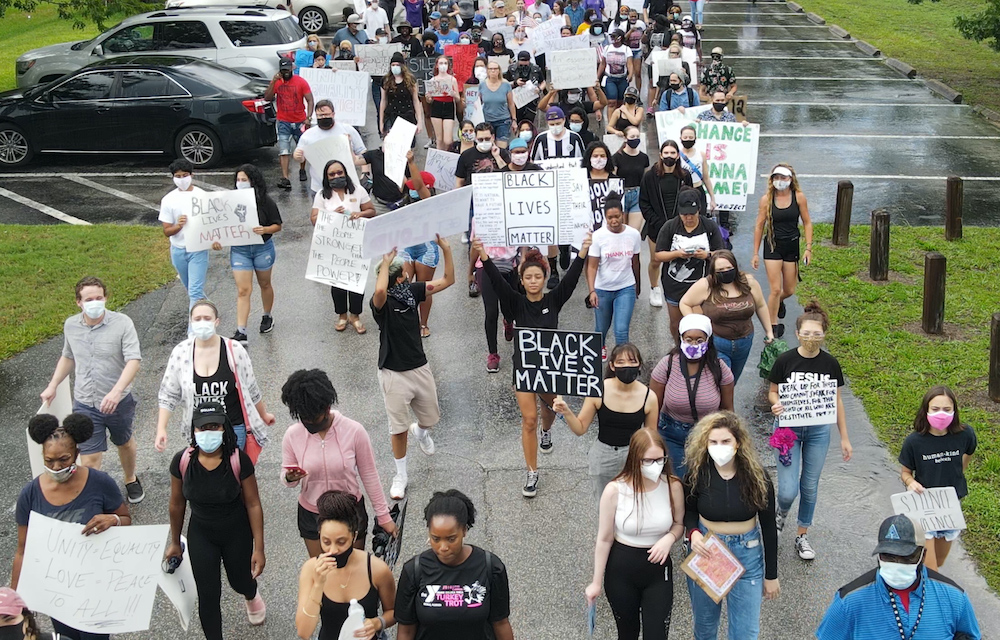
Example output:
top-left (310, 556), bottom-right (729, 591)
top-left (265, 58), bottom-right (314, 189)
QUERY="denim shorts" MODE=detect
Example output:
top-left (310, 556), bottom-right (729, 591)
top-left (277, 120), bottom-right (304, 155)
top-left (604, 76), bottom-right (630, 101)
top-left (623, 186), bottom-right (640, 213)
top-left (73, 394), bottom-right (137, 455)
top-left (489, 118), bottom-right (512, 142)
top-left (401, 241), bottom-right (440, 268)
top-left (231, 239), bottom-right (276, 272)
top-left (926, 529), bottom-right (961, 542)
top-left (631, 47), bottom-right (643, 58)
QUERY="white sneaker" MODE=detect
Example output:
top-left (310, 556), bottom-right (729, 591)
top-left (796, 534), bottom-right (816, 560)
top-left (410, 422), bottom-right (436, 455)
top-left (649, 286), bottom-right (664, 308)
top-left (390, 474), bottom-right (408, 500)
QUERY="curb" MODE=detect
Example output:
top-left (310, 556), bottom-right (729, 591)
top-left (971, 104), bottom-right (1000, 123)
top-left (925, 79), bottom-right (963, 104)
top-left (885, 57), bottom-right (917, 79)
top-left (786, 1), bottom-right (804, 12)
top-left (805, 11), bottom-right (825, 24)
top-left (855, 40), bottom-right (881, 57)
top-left (829, 24), bottom-right (850, 38)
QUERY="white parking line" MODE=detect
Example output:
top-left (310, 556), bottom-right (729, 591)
top-left (194, 179), bottom-right (226, 192)
top-left (706, 11), bottom-right (804, 14)
top-left (63, 176), bottom-right (159, 211)
top-left (705, 24), bottom-right (830, 27)
top-left (725, 55), bottom-right (882, 60)
top-left (761, 134), bottom-right (1000, 139)
top-left (741, 77), bottom-right (913, 81)
top-left (754, 101), bottom-right (968, 107)
top-left (757, 174), bottom-right (1000, 181)
top-left (701, 38), bottom-right (856, 42)
top-left (0, 187), bottom-right (91, 225)
top-left (0, 171), bottom-right (233, 178)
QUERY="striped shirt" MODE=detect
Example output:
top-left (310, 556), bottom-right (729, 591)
top-left (650, 354), bottom-right (733, 424)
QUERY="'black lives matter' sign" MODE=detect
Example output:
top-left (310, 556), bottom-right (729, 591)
top-left (514, 329), bottom-right (603, 397)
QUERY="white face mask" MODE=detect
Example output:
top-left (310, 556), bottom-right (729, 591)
top-left (773, 179), bottom-right (791, 191)
top-left (590, 156), bottom-right (607, 170)
top-left (640, 461), bottom-right (664, 482)
top-left (460, 38), bottom-right (471, 44)
top-left (708, 444), bottom-right (736, 466)
top-left (879, 559), bottom-right (920, 589)
top-left (438, 63), bottom-right (449, 72)
top-left (82, 299), bottom-right (105, 319)
top-left (550, 123), bottom-right (565, 135)
top-left (379, 36), bottom-right (389, 43)
top-left (475, 67), bottom-right (488, 81)
top-left (566, 92), bottom-right (581, 104)
top-left (476, 140), bottom-right (494, 153)
top-left (173, 175), bottom-right (193, 191)
top-left (510, 151), bottom-right (529, 165)
top-left (235, 180), bottom-right (252, 190)
top-left (191, 320), bottom-right (217, 341)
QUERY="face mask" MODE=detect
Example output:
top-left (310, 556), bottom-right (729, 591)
top-left (681, 341), bottom-right (708, 360)
top-left (681, 138), bottom-right (696, 149)
top-left (475, 67), bottom-right (488, 81)
top-left (708, 444), bottom-right (736, 466)
top-left (332, 545), bottom-right (354, 569)
top-left (712, 102), bottom-right (726, 112)
top-left (569, 122), bottom-right (583, 132)
top-left (624, 96), bottom-right (636, 104)
top-left (661, 156), bottom-right (677, 167)
top-left (280, 71), bottom-right (292, 80)
top-left (329, 176), bottom-right (348, 190)
top-left (472, 32), bottom-right (481, 41)
top-left (614, 365), bottom-right (640, 384)
top-left (590, 156), bottom-right (607, 170)
top-left (379, 36), bottom-right (389, 44)
top-left (715, 269), bottom-right (737, 284)
top-left (391, 64), bottom-right (402, 75)
top-left (927, 411), bottom-right (953, 431)
top-left (566, 92), bottom-right (581, 104)
top-left (45, 463), bottom-right (77, 484)
top-left (173, 175), bottom-right (192, 191)
top-left (438, 63), bottom-right (449, 72)
top-left (440, 24), bottom-right (450, 32)
top-left (626, 138), bottom-right (641, 149)
top-left (191, 320), bottom-right (216, 341)
top-left (236, 179), bottom-right (254, 190)
top-left (195, 430), bottom-right (224, 453)
top-left (425, 44), bottom-right (436, 53)
top-left (460, 38), bottom-right (471, 44)
top-left (0, 624), bottom-right (26, 640)
top-left (773, 179), bottom-right (791, 191)
top-left (519, 130), bottom-right (533, 141)
top-left (477, 140), bottom-right (494, 152)
top-left (592, 26), bottom-right (603, 35)
top-left (82, 299), bottom-right (105, 319)
top-left (308, 41), bottom-right (318, 50)
top-left (511, 151), bottom-right (529, 165)
top-left (462, 130), bottom-right (475, 141)
top-left (408, 189), bottom-right (421, 200)
top-left (317, 116), bottom-right (334, 129)
top-left (302, 413), bottom-right (329, 434)
top-left (550, 124), bottom-right (565, 135)
top-left (879, 559), bottom-right (920, 590)
top-left (712, 54), bottom-right (722, 62)
top-left (669, 82), bottom-right (681, 90)
top-left (640, 461), bottom-right (664, 481)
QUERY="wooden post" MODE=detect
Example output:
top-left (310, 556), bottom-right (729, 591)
top-left (945, 176), bottom-right (963, 240)
top-left (869, 209), bottom-right (890, 281)
top-left (833, 180), bottom-right (853, 246)
top-left (990, 313), bottom-right (1000, 402)
top-left (921, 252), bottom-right (946, 334)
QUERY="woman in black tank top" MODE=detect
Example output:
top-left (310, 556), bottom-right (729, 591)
top-left (553, 344), bottom-right (659, 503)
top-left (296, 491), bottom-right (397, 639)
top-left (751, 163), bottom-right (814, 339)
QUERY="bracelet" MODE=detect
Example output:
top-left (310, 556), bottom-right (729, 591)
top-left (377, 615), bottom-right (386, 631)
top-left (113, 514), bottom-right (122, 526)
top-left (301, 607), bottom-right (319, 619)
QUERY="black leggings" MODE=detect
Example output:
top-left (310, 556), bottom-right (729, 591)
top-left (331, 286), bottom-right (364, 315)
top-left (604, 541), bottom-right (674, 640)
top-left (51, 620), bottom-right (109, 640)
top-left (477, 266), bottom-right (517, 354)
top-left (188, 514), bottom-right (258, 640)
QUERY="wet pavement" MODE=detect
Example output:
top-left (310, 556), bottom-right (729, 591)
top-left (1, 1), bottom-right (1000, 638)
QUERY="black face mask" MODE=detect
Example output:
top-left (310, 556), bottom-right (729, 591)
top-left (317, 117), bottom-right (335, 129)
top-left (302, 411), bottom-right (331, 434)
top-left (713, 102), bottom-right (726, 112)
top-left (0, 626), bottom-right (25, 640)
top-left (614, 366), bottom-right (641, 384)
top-left (662, 156), bottom-right (677, 167)
top-left (681, 138), bottom-right (696, 149)
top-left (716, 269), bottom-right (738, 284)
top-left (669, 82), bottom-right (681, 90)
top-left (712, 54), bottom-right (722, 62)
top-left (280, 71), bottom-right (292, 80)
top-left (332, 544), bottom-right (354, 568)
top-left (328, 176), bottom-right (348, 190)
top-left (624, 96), bottom-right (636, 104)
top-left (626, 138), bottom-right (641, 149)
top-left (425, 44), bottom-right (436, 53)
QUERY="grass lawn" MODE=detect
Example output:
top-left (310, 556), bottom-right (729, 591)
top-left (0, 4), bottom-right (103, 92)
top-left (800, 223), bottom-right (1000, 592)
top-left (0, 225), bottom-right (176, 361)
top-left (794, 0), bottom-right (1000, 113)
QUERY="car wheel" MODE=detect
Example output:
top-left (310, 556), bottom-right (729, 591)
top-left (298, 7), bottom-right (327, 33)
top-left (0, 124), bottom-right (33, 167)
top-left (175, 125), bottom-right (221, 168)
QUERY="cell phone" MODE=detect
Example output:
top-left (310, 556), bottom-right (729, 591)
top-left (162, 541), bottom-right (186, 574)
top-left (685, 247), bottom-right (696, 254)
top-left (283, 465), bottom-right (308, 476)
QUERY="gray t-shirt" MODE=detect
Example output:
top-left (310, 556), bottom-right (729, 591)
top-left (479, 81), bottom-right (513, 122)
top-left (16, 469), bottom-right (124, 527)
top-left (62, 310), bottom-right (142, 406)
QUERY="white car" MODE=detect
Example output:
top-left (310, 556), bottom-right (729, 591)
top-left (164, 0), bottom-right (356, 34)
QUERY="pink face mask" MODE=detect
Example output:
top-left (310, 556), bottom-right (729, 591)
top-left (927, 411), bottom-right (953, 431)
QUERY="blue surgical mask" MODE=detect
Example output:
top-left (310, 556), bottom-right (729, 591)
top-left (195, 430), bottom-right (224, 453)
top-left (569, 122), bottom-right (583, 132)
top-left (519, 130), bottom-right (532, 140)
top-left (409, 189), bottom-right (420, 199)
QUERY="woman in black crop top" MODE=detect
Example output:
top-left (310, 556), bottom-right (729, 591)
top-left (296, 491), bottom-right (396, 639)
top-left (751, 163), bottom-right (813, 339)
top-left (683, 411), bottom-right (779, 640)
top-left (553, 343), bottom-right (659, 503)
top-left (472, 235), bottom-right (592, 499)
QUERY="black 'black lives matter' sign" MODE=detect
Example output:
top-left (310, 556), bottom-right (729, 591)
top-left (514, 328), bottom-right (604, 397)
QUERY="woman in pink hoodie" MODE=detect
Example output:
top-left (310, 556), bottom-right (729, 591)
top-left (281, 369), bottom-right (397, 557)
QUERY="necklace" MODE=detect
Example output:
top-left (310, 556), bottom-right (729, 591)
top-left (336, 563), bottom-right (355, 589)
top-left (888, 579), bottom-right (924, 640)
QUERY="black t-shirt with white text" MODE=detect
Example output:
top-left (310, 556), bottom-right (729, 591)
top-left (455, 147), bottom-right (509, 183)
top-left (768, 349), bottom-right (845, 389)
top-left (372, 282), bottom-right (428, 371)
top-left (898, 426), bottom-right (977, 499)
top-left (654, 215), bottom-right (723, 302)
top-left (363, 149), bottom-right (406, 203)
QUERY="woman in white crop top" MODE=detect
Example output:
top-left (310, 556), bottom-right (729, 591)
top-left (586, 429), bottom-right (685, 640)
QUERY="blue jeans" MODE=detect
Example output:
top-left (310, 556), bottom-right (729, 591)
top-left (233, 423), bottom-right (247, 451)
top-left (714, 333), bottom-right (754, 383)
top-left (690, 0), bottom-right (705, 24)
top-left (658, 412), bottom-right (694, 479)
top-left (170, 245), bottom-right (208, 309)
top-left (775, 423), bottom-right (831, 528)
top-left (594, 285), bottom-right (636, 347)
top-left (688, 524), bottom-right (764, 640)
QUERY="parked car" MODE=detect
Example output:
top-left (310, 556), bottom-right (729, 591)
top-left (0, 56), bottom-right (277, 168)
top-left (15, 7), bottom-right (306, 89)
top-left (163, 0), bottom-right (355, 34)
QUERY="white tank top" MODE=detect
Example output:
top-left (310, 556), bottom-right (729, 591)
top-left (613, 479), bottom-right (674, 547)
top-left (682, 149), bottom-right (705, 188)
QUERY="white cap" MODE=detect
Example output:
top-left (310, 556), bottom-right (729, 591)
top-left (771, 165), bottom-right (793, 178)
top-left (679, 313), bottom-right (713, 338)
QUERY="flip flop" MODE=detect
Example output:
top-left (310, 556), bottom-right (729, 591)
top-left (420, 325), bottom-right (430, 338)
top-left (335, 318), bottom-right (348, 331)
top-left (351, 318), bottom-right (367, 335)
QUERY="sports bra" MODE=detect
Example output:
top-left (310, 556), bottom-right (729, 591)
top-left (597, 388), bottom-right (649, 447)
top-left (319, 552), bottom-right (381, 639)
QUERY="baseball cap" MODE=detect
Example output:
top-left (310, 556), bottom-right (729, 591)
top-left (192, 401), bottom-right (228, 429)
top-left (375, 27), bottom-right (387, 35)
top-left (873, 515), bottom-right (922, 557)
top-left (771, 165), bottom-right (793, 178)
top-left (624, 86), bottom-right (639, 98)
top-left (339, 40), bottom-right (354, 50)
top-left (546, 106), bottom-right (565, 121)
top-left (494, 0), bottom-right (505, 7)
top-left (676, 188), bottom-right (700, 215)
top-left (429, 10), bottom-right (442, 19)
top-left (405, 171), bottom-right (436, 190)
top-left (0, 588), bottom-right (27, 617)
top-left (508, 137), bottom-right (528, 150)
top-left (473, 13), bottom-right (487, 24)
top-left (517, 50), bottom-right (531, 61)
top-left (347, 13), bottom-right (363, 24)
top-left (711, 46), bottom-right (724, 55)
top-left (279, 58), bottom-right (294, 70)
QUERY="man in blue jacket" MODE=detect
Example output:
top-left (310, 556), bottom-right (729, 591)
top-left (816, 514), bottom-right (980, 639)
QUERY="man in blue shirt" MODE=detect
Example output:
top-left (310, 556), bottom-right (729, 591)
top-left (434, 12), bottom-right (460, 52)
top-left (816, 515), bottom-right (981, 640)
top-left (332, 14), bottom-right (370, 48)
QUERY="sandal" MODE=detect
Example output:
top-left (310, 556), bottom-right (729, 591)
top-left (420, 325), bottom-right (430, 338)
top-left (335, 317), bottom-right (348, 331)
top-left (351, 318), bottom-right (367, 334)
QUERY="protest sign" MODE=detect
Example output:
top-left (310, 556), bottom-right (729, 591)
top-left (489, 55), bottom-right (511, 70)
top-left (355, 43), bottom-right (404, 76)
top-left (424, 148), bottom-right (461, 192)
top-left (528, 17), bottom-right (564, 54)
top-left (157, 535), bottom-right (196, 631)
top-left (303, 134), bottom-right (362, 194)
top-left (603, 133), bottom-right (647, 155)
top-left (445, 43), bottom-right (480, 86)
top-left (486, 16), bottom-right (508, 30)
top-left (470, 99), bottom-right (485, 124)
top-left (471, 168), bottom-right (591, 247)
top-left (649, 51), bottom-right (683, 85)
top-left (33, 378), bottom-right (72, 479)
top-left (183, 189), bottom-right (263, 252)
top-left (361, 186), bottom-right (474, 257)
top-left (426, 77), bottom-right (452, 98)
top-left (328, 59), bottom-right (358, 71)
top-left (543, 33), bottom-right (590, 57)
top-left (778, 378), bottom-right (838, 427)
top-left (514, 328), bottom-right (603, 397)
top-left (383, 118), bottom-right (417, 187)
top-left (589, 177), bottom-right (624, 229)
top-left (536, 157), bottom-right (582, 171)
top-left (727, 94), bottom-right (749, 122)
top-left (299, 68), bottom-right (368, 127)
top-left (513, 81), bottom-right (541, 108)
top-left (408, 56), bottom-right (437, 93)
top-left (306, 209), bottom-right (370, 294)
top-left (18, 512), bottom-right (169, 634)
top-left (891, 487), bottom-right (967, 533)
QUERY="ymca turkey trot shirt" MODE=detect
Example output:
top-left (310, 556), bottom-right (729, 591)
top-left (395, 547), bottom-right (511, 640)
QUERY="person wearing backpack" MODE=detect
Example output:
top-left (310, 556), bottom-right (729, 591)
top-left (657, 72), bottom-right (699, 112)
top-left (164, 402), bottom-right (267, 639)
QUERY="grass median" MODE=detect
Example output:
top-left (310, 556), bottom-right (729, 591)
top-left (799, 223), bottom-right (1000, 592)
top-left (0, 4), bottom-right (103, 92)
top-left (794, 0), bottom-right (1000, 113)
top-left (0, 225), bottom-right (176, 361)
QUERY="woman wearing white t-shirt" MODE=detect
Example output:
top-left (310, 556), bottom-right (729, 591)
top-left (309, 160), bottom-right (376, 334)
top-left (587, 195), bottom-right (643, 356)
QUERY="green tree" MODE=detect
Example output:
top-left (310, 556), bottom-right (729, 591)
top-left (909, 0), bottom-right (1000, 51)
top-left (0, 0), bottom-right (159, 30)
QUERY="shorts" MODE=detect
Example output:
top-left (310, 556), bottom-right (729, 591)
top-left (401, 241), bottom-right (440, 268)
top-left (925, 529), bottom-right (961, 542)
top-left (230, 239), bottom-right (276, 272)
top-left (623, 186), bottom-right (640, 213)
top-left (277, 120), bottom-right (305, 155)
top-left (377, 363), bottom-right (441, 435)
top-left (73, 393), bottom-right (136, 455)
top-left (489, 118), bottom-right (512, 142)
top-left (631, 47), bottom-right (643, 58)
top-left (604, 75), bottom-right (630, 101)
top-left (298, 498), bottom-right (369, 543)
top-left (763, 236), bottom-right (800, 262)
top-left (430, 100), bottom-right (456, 120)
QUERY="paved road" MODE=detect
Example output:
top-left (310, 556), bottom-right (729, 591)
top-left (1, 1), bottom-right (999, 638)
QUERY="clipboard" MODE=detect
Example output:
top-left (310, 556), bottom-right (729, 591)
top-left (680, 532), bottom-right (745, 603)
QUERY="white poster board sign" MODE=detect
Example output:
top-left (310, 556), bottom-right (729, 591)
top-left (603, 133), bottom-right (647, 155)
top-left (424, 148), bottom-right (461, 192)
top-left (355, 43), bottom-right (404, 76)
top-left (18, 513), bottom-right (169, 634)
top-left (513, 81), bottom-right (541, 108)
top-left (329, 59), bottom-right (359, 71)
top-left (777, 379), bottom-right (838, 427)
top-left (383, 118), bottom-right (418, 188)
top-left (183, 189), bottom-right (263, 252)
top-left (361, 186), bottom-right (474, 257)
top-left (471, 168), bottom-right (590, 247)
top-left (649, 51), bottom-right (683, 85)
top-left (890, 487), bottom-right (967, 533)
top-left (489, 55), bottom-right (511, 70)
top-left (543, 33), bottom-right (591, 58)
top-left (303, 134), bottom-right (362, 195)
top-left (306, 208), bottom-right (370, 294)
top-left (157, 535), bottom-right (197, 631)
top-left (32, 378), bottom-right (73, 479)
top-left (299, 68), bottom-right (369, 127)
top-left (536, 157), bottom-right (582, 171)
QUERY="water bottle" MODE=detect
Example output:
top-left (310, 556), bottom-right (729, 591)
top-left (338, 599), bottom-right (366, 640)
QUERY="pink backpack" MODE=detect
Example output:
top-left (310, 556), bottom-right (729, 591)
top-left (178, 447), bottom-right (242, 484)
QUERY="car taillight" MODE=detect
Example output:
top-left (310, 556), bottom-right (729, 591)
top-left (277, 49), bottom-right (297, 61)
top-left (242, 99), bottom-right (268, 114)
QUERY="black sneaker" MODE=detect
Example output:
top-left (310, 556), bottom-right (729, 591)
top-left (298, 168), bottom-right (307, 182)
top-left (468, 281), bottom-right (480, 298)
top-left (277, 177), bottom-right (291, 190)
top-left (125, 478), bottom-right (145, 504)
top-left (559, 245), bottom-right (571, 270)
top-left (539, 428), bottom-right (553, 454)
top-left (774, 324), bottom-right (785, 339)
top-left (232, 329), bottom-right (248, 344)
top-left (522, 470), bottom-right (539, 498)
top-left (259, 315), bottom-right (274, 334)
top-left (546, 271), bottom-right (560, 290)
top-left (778, 301), bottom-right (787, 319)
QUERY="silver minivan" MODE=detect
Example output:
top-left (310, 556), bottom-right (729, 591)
top-left (16, 7), bottom-right (306, 88)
